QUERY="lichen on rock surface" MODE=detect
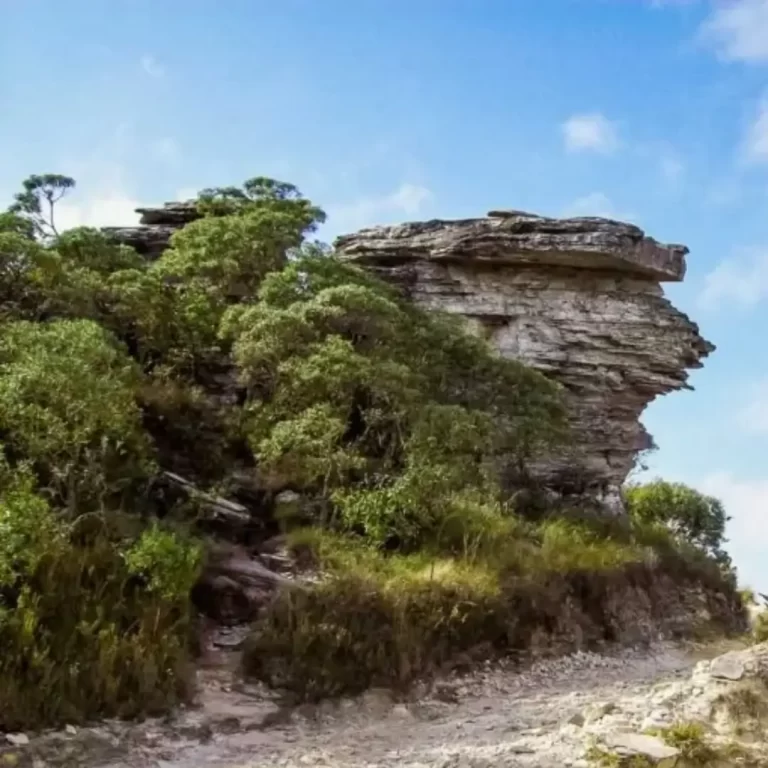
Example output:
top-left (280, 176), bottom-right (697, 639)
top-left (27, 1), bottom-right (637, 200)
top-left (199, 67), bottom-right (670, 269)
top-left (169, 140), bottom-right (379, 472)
top-left (335, 210), bottom-right (713, 513)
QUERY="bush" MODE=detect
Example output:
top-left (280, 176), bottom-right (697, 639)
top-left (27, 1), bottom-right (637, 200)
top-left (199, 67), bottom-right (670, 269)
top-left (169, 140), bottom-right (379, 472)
top-left (243, 533), bottom-right (506, 698)
top-left (0, 319), bottom-right (153, 510)
top-left (0, 465), bottom-right (203, 730)
top-left (243, 522), bottom-right (740, 699)
top-left (624, 480), bottom-right (730, 564)
top-left (224, 252), bottom-right (567, 547)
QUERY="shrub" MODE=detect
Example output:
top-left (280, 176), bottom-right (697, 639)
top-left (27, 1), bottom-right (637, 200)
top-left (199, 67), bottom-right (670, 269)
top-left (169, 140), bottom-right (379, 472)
top-left (0, 319), bottom-right (153, 509)
top-left (650, 722), bottom-right (720, 765)
top-left (625, 480), bottom-right (730, 564)
top-left (243, 534), bottom-right (506, 698)
top-left (224, 252), bottom-right (567, 548)
top-left (243, 521), bottom-right (740, 699)
top-left (0, 464), bottom-right (203, 730)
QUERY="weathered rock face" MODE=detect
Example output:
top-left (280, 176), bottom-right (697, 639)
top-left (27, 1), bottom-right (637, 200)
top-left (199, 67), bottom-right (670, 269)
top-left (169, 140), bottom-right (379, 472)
top-left (102, 201), bottom-right (200, 259)
top-left (335, 210), bottom-right (713, 512)
top-left (103, 203), bottom-right (712, 514)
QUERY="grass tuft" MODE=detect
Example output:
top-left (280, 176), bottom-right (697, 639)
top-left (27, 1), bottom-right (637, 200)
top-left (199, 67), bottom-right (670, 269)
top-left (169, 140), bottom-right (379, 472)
top-left (244, 519), bottom-right (742, 700)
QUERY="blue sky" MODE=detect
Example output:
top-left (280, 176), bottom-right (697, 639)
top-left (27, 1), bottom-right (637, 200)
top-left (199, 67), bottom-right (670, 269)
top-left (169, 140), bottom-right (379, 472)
top-left (2, 0), bottom-right (768, 587)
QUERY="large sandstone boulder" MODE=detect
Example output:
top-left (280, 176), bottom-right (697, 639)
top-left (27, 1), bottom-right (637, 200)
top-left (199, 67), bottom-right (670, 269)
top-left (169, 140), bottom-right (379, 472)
top-left (335, 211), bottom-right (712, 514)
top-left (103, 204), bottom-right (712, 516)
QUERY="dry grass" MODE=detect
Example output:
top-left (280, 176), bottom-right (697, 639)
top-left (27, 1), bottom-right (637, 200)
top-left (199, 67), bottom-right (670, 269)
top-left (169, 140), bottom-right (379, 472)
top-left (243, 519), bottom-right (743, 700)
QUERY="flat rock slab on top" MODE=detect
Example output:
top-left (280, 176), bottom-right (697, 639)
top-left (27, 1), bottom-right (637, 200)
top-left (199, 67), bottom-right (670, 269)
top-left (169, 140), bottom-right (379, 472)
top-left (335, 211), bottom-right (689, 282)
top-left (100, 202), bottom-right (711, 515)
top-left (335, 210), bottom-right (711, 514)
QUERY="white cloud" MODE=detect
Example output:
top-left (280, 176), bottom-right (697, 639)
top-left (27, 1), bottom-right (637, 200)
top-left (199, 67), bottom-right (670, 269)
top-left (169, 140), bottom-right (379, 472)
top-left (561, 113), bottom-right (620, 154)
top-left (698, 248), bottom-right (768, 309)
top-left (743, 97), bottom-right (768, 165)
top-left (561, 192), bottom-right (635, 222)
top-left (660, 152), bottom-right (685, 184)
top-left (150, 137), bottom-right (181, 164)
top-left (738, 378), bottom-right (768, 434)
top-left (140, 54), bottom-right (166, 78)
top-left (176, 186), bottom-right (201, 201)
top-left (700, 0), bottom-right (768, 63)
top-left (705, 177), bottom-right (742, 206)
top-left (386, 182), bottom-right (432, 215)
top-left (698, 472), bottom-right (768, 591)
top-left (326, 182), bottom-right (433, 235)
top-left (55, 189), bottom-right (140, 232)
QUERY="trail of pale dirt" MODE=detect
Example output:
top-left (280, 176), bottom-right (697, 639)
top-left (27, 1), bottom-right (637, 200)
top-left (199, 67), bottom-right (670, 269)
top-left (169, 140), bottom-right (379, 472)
top-left (19, 638), bottom-right (744, 768)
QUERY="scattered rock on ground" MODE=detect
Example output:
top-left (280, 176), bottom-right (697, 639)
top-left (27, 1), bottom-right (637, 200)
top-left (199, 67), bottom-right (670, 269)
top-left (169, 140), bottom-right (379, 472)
top-left (11, 638), bottom-right (768, 768)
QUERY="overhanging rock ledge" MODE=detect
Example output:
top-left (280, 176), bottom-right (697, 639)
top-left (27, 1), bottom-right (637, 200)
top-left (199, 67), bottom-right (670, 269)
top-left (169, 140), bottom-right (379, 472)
top-left (334, 210), bottom-right (713, 515)
top-left (102, 203), bottom-right (713, 516)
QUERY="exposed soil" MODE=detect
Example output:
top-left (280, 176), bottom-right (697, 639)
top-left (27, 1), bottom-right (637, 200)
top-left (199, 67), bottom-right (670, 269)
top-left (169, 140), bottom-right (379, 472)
top-left (6, 636), bottom-right (747, 768)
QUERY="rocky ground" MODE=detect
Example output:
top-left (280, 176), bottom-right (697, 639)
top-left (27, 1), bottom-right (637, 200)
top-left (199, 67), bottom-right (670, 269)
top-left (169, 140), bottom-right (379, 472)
top-left (4, 635), bottom-right (767, 768)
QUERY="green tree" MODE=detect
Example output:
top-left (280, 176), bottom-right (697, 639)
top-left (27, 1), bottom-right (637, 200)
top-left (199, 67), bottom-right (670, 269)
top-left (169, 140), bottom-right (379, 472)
top-left (8, 173), bottom-right (76, 238)
top-left (155, 177), bottom-right (326, 303)
top-left (0, 233), bottom-right (62, 321)
top-left (55, 226), bottom-right (144, 274)
top-left (0, 319), bottom-right (153, 510)
top-left (0, 211), bottom-right (36, 240)
top-left (624, 479), bottom-right (730, 563)
top-left (223, 251), bottom-right (567, 547)
top-left (196, 176), bottom-right (326, 233)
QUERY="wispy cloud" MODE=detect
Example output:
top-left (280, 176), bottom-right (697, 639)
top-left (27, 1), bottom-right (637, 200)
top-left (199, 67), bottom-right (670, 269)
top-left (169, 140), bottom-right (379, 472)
top-left (742, 95), bottom-right (768, 164)
top-left (738, 377), bottom-right (768, 434)
top-left (140, 54), bottom-right (166, 78)
top-left (660, 151), bottom-right (685, 184)
top-left (176, 186), bottom-right (202, 201)
top-left (649, 0), bottom-right (698, 7)
top-left (700, 0), bottom-right (768, 63)
top-left (561, 192), bottom-right (635, 222)
top-left (56, 189), bottom-right (140, 231)
top-left (705, 176), bottom-right (743, 206)
top-left (150, 137), bottom-right (181, 164)
top-left (326, 182), bottom-right (433, 235)
top-left (561, 113), bottom-right (620, 154)
top-left (699, 471), bottom-right (768, 590)
top-left (698, 247), bottom-right (768, 309)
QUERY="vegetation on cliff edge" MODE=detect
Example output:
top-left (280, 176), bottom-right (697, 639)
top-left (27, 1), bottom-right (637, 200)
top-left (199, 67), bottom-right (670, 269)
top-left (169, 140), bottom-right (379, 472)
top-left (0, 173), bottom-right (744, 727)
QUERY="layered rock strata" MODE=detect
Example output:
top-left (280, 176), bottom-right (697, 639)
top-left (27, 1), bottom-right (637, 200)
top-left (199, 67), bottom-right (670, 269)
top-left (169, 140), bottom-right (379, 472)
top-left (103, 201), bottom-right (200, 259)
top-left (335, 211), bottom-right (713, 513)
top-left (104, 204), bottom-right (713, 515)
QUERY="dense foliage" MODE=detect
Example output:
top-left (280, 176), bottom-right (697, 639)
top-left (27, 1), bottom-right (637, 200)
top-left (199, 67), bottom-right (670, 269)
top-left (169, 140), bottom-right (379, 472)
top-left (624, 480), bottom-right (731, 566)
top-left (0, 171), bottom-right (742, 724)
top-left (0, 462), bottom-right (201, 728)
top-left (222, 252), bottom-right (566, 547)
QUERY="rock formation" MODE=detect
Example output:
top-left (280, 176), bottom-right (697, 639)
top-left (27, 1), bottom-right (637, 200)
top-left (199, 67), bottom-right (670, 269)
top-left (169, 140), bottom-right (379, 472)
top-left (335, 211), bottom-right (713, 513)
top-left (103, 201), bottom-right (200, 260)
top-left (104, 203), bottom-right (713, 515)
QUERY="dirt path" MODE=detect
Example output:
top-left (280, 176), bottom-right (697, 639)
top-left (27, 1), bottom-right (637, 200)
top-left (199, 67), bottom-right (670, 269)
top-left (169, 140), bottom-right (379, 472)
top-left (17, 638), bottom-right (745, 768)
top-left (13, 645), bottom-right (744, 768)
